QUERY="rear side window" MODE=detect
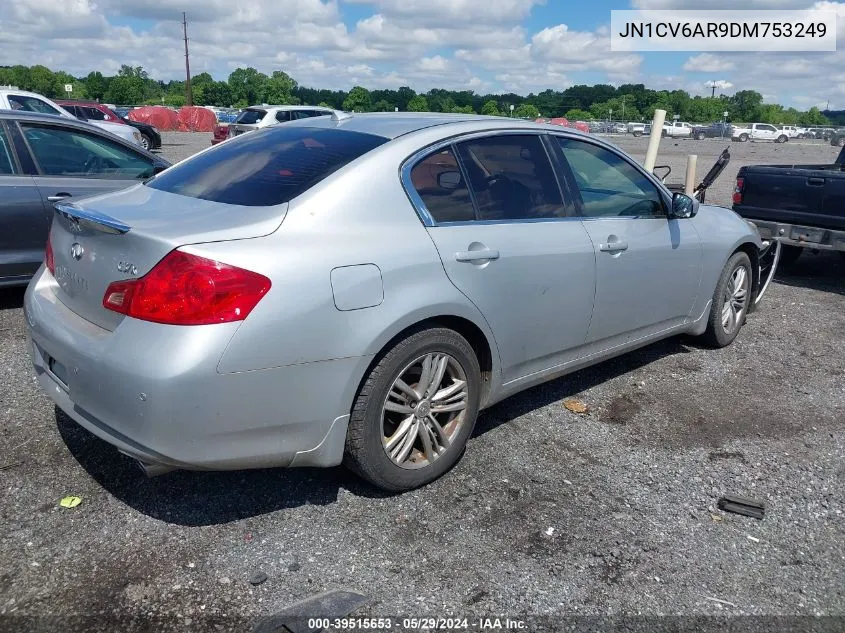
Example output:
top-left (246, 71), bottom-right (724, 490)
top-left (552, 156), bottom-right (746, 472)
top-left (275, 111), bottom-right (292, 123)
top-left (147, 127), bottom-right (388, 206)
top-left (8, 95), bottom-right (63, 116)
top-left (235, 109), bottom-right (266, 124)
top-left (410, 148), bottom-right (475, 223)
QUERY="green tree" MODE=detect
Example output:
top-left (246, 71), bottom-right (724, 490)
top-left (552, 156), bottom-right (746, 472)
top-left (513, 103), bottom-right (540, 119)
top-left (451, 105), bottom-right (476, 114)
top-left (84, 71), bottom-right (108, 101)
top-left (342, 86), bottom-right (371, 112)
top-left (730, 90), bottom-right (763, 122)
top-left (801, 106), bottom-right (828, 126)
top-left (396, 86), bottom-right (416, 111)
top-left (28, 65), bottom-right (55, 96)
top-left (228, 67), bottom-right (268, 106)
top-left (406, 95), bottom-right (429, 112)
top-left (318, 101), bottom-right (331, 108)
top-left (481, 99), bottom-right (500, 116)
top-left (372, 99), bottom-right (393, 112)
top-left (564, 108), bottom-right (592, 121)
top-left (264, 70), bottom-right (298, 104)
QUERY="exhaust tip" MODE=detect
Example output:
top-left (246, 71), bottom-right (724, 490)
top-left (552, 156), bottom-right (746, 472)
top-left (135, 459), bottom-right (177, 477)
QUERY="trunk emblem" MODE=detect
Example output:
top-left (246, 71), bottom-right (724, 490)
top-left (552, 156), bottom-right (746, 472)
top-left (117, 261), bottom-right (138, 276)
top-left (70, 243), bottom-right (84, 261)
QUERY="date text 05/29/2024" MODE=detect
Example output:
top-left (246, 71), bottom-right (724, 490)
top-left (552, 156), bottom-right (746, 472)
top-left (306, 617), bottom-right (527, 630)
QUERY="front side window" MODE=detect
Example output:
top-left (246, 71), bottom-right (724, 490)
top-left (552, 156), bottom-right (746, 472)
top-left (455, 135), bottom-right (565, 221)
top-left (21, 124), bottom-right (155, 179)
top-left (409, 147), bottom-right (475, 223)
top-left (9, 95), bottom-right (62, 116)
top-left (83, 107), bottom-right (107, 121)
top-left (0, 126), bottom-right (17, 174)
top-left (556, 137), bottom-right (665, 218)
top-left (275, 111), bottom-right (293, 123)
top-left (147, 126), bottom-right (388, 206)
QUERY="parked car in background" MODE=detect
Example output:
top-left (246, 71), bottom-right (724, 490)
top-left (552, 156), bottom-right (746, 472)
top-left (778, 125), bottom-right (807, 139)
top-left (692, 122), bottom-right (733, 140)
top-left (56, 100), bottom-right (161, 151)
top-left (216, 109), bottom-right (240, 124)
top-left (662, 121), bottom-right (693, 138)
top-left (25, 112), bottom-right (764, 491)
top-left (828, 128), bottom-right (845, 147)
top-left (627, 122), bottom-right (646, 136)
top-left (0, 111), bottom-right (169, 287)
top-left (731, 123), bottom-right (789, 143)
top-left (733, 144), bottom-right (845, 265)
top-left (806, 127), bottom-right (833, 140)
top-left (211, 124), bottom-right (229, 145)
top-left (227, 105), bottom-right (334, 138)
top-left (0, 89), bottom-right (143, 146)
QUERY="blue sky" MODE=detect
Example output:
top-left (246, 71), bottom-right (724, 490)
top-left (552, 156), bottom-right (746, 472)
top-left (3, 0), bottom-right (844, 108)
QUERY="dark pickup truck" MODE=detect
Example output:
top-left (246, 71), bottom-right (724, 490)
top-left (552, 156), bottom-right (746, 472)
top-left (733, 145), bottom-right (845, 263)
top-left (692, 122), bottom-right (732, 140)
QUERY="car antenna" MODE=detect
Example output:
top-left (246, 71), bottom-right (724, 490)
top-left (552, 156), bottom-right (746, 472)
top-left (331, 110), bottom-right (353, 121)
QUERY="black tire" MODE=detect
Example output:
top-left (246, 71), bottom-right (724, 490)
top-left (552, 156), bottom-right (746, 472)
top-left (633, 131), bottom-right (642, 137)
top-left (696, 132), bottom-right (706, 140)
top-left (140, 133), bottom-right (152, 151)
top-left (701, 252), bottom-right (752, 348)
top-left (344, 327), bottom-right (481, 492)
top-left (661, 130), bottom-right (667, 138)
top-left (777, 135), bottom-right (788, 144)
top-left (779, 244), bottom-right (803, 267)
top-left (739, 133), bottom-right (749, 142)
top-left (837, 136), bottom-right (845, 148)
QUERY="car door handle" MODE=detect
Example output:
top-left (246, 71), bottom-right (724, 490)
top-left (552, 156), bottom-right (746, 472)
top-left (599, 240), bottom-right (629, 253)
top-left (455, 249), bottom-right (500, 262)
top-left (47, 193), bottom-right (72, 202)
top-left (807, 177), bottom-right (825, 186)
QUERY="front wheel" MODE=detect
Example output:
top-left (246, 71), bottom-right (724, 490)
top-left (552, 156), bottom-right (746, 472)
top-left (696, 132), bottom-right (706, 140)
top-left (344, 328), bottom-right (481, 492)
top-left (140, 133), bottom-right (151, 150)
top-left (739, 133), bottom-right (749, 142)
top-left (701, 252), bottom-right (752, 348)
top-left (777, 135), bottom-right (788, 143)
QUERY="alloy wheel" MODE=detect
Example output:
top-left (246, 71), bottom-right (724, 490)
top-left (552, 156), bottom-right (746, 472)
top-left (721, 265), bottom-right (749, 334)
top-left (381, 352), bottom-right (469, 470)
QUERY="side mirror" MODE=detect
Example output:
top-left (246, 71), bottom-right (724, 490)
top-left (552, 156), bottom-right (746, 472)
top-left (437, 170), bottom-right (462, 190)
top-left (669, 192), bottom-right (698, 219)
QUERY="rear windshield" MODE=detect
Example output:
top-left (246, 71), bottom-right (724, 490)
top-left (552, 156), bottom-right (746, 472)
top-left (146, 127), bottom-right (388, 206)
top-left (235, 109), bottom-right (267, 125)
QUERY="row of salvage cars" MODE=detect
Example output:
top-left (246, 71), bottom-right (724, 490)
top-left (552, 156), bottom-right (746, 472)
top-left (5, 106), bottom-right (780, 491)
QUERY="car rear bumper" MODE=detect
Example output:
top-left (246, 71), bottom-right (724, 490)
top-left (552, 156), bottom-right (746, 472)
top-left (742, 218), bottom-right (845, 252)
top-left (25, 268), bottom-right (357, 472)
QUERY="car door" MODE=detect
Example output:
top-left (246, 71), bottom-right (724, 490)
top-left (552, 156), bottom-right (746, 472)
top-left (552, 136), bottom-right (702, 345)
top-left (406, 133), bottom-right (596, 383)
top-left (0, 121), bottom-right (51, 282)
top-left (755, 124), bottom-right (775, 141)
top-left (16, 121), bottom-right (160, 205)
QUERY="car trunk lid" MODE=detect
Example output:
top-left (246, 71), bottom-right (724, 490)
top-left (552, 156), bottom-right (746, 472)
top-left (49, 184), bottom-right (286, 330)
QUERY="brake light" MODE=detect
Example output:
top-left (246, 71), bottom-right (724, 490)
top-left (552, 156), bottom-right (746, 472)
top-left (732, 177), bottom-right (744, 205)
top-left (45, 235), bottom-right (55, 275)
top-left (102, 250), bottom-right (271, 325)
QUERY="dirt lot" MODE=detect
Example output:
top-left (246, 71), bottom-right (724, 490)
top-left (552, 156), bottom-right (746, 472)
top-left (0, 130), bottom-right (843, 632)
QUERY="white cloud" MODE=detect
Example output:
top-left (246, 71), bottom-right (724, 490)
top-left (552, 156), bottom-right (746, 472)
top-left (683, 53), bottom-right (736, 72)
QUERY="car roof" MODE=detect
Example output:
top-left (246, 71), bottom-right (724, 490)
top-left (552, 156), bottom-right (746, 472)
top-left (246, 105), bottom-right (333, 111)
top-left (0, 108), bottom-right (120, 131)
top-left (278, 111), bottom-right (572, 140)
top-left (55, 100), bottom-right (108, 107)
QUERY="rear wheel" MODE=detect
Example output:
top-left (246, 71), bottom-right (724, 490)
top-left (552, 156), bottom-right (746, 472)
top-left (701, 252), bottom-right (752, 348)
top-left (777, 135), bottom-right (788, 144)
top-left (739, 133), bottom-right (749, 142)
top-left (837, 136), bottom-right (845, 148)
top-left (661, 130), bottom-right (667, 138)
top-left (344, 328), bottom-right (481, 492)
top-left (696, 132), bottom-right (706, 140)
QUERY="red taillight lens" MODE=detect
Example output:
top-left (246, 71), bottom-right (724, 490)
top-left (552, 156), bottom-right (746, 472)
top-left (102, 250), bottom-right (271, 325)
top-left (45, 235), bottom-right (55, 274)
top-left (732, 177), bottom-right (744, 205)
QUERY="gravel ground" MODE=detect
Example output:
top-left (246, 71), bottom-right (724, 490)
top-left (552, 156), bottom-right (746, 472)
top-left (0, 129), bottom-right (843, 632)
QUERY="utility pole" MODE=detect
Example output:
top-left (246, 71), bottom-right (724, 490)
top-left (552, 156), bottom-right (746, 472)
top-left (183, 12), bottom-right (193, 106)
top-left (711, 82), bottom-right (716, 98)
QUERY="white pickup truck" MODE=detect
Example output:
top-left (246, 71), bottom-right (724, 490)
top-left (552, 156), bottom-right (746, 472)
top-left (731, 123), bottom-right (789, 143)
top-left (661, 121), bottom-right (693, 137)
top-left (0, 88), bottom-right (142, 146)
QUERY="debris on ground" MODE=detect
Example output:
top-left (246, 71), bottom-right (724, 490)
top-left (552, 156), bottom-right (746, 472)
top-left (563, 398), bottom-right (589, 414)
top-left (704, 596), bottom-right (738, 608)
top-left (58, 496), bottom-right (81, 509)
top-left (252, 589), bottom-right (368, 633)
top-left (249, 571), bottom-right (268, 586)
top-left (717, 494), bottom-right (766, 520)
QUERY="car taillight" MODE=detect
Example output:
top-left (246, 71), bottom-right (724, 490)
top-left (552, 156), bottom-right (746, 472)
top-left (102, 250), bottom-right (271, 325)
top-left (732, 177), bottom-right (744, 205)
top-left (45, 235), bottom-right (55, 275)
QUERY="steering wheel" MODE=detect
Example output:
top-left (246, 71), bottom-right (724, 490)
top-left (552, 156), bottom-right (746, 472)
top-left (83, 154), bottom-right (106, 175)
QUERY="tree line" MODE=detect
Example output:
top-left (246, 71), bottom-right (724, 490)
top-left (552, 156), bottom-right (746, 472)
top-left (1, 63), bottom-right (839, 126)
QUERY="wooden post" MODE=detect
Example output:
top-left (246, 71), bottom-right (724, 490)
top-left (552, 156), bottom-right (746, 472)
top-left (643, 109), bottom-right (666, 172)
top-left (684, 155), bottom-right (698, 196)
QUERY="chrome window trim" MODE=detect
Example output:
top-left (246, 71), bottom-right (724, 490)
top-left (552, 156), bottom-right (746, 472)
top-left (400, 128), bottom-right (572, 228)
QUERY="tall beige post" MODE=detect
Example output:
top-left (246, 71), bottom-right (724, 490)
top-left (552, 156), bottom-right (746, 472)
top-left (643, 109), bottom-right (666, 172)
top-left (684, 155), bottom-right (698, 196)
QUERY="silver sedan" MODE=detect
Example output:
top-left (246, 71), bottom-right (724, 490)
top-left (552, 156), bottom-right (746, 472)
top-left (25, 113), bottom-right (763, 491)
